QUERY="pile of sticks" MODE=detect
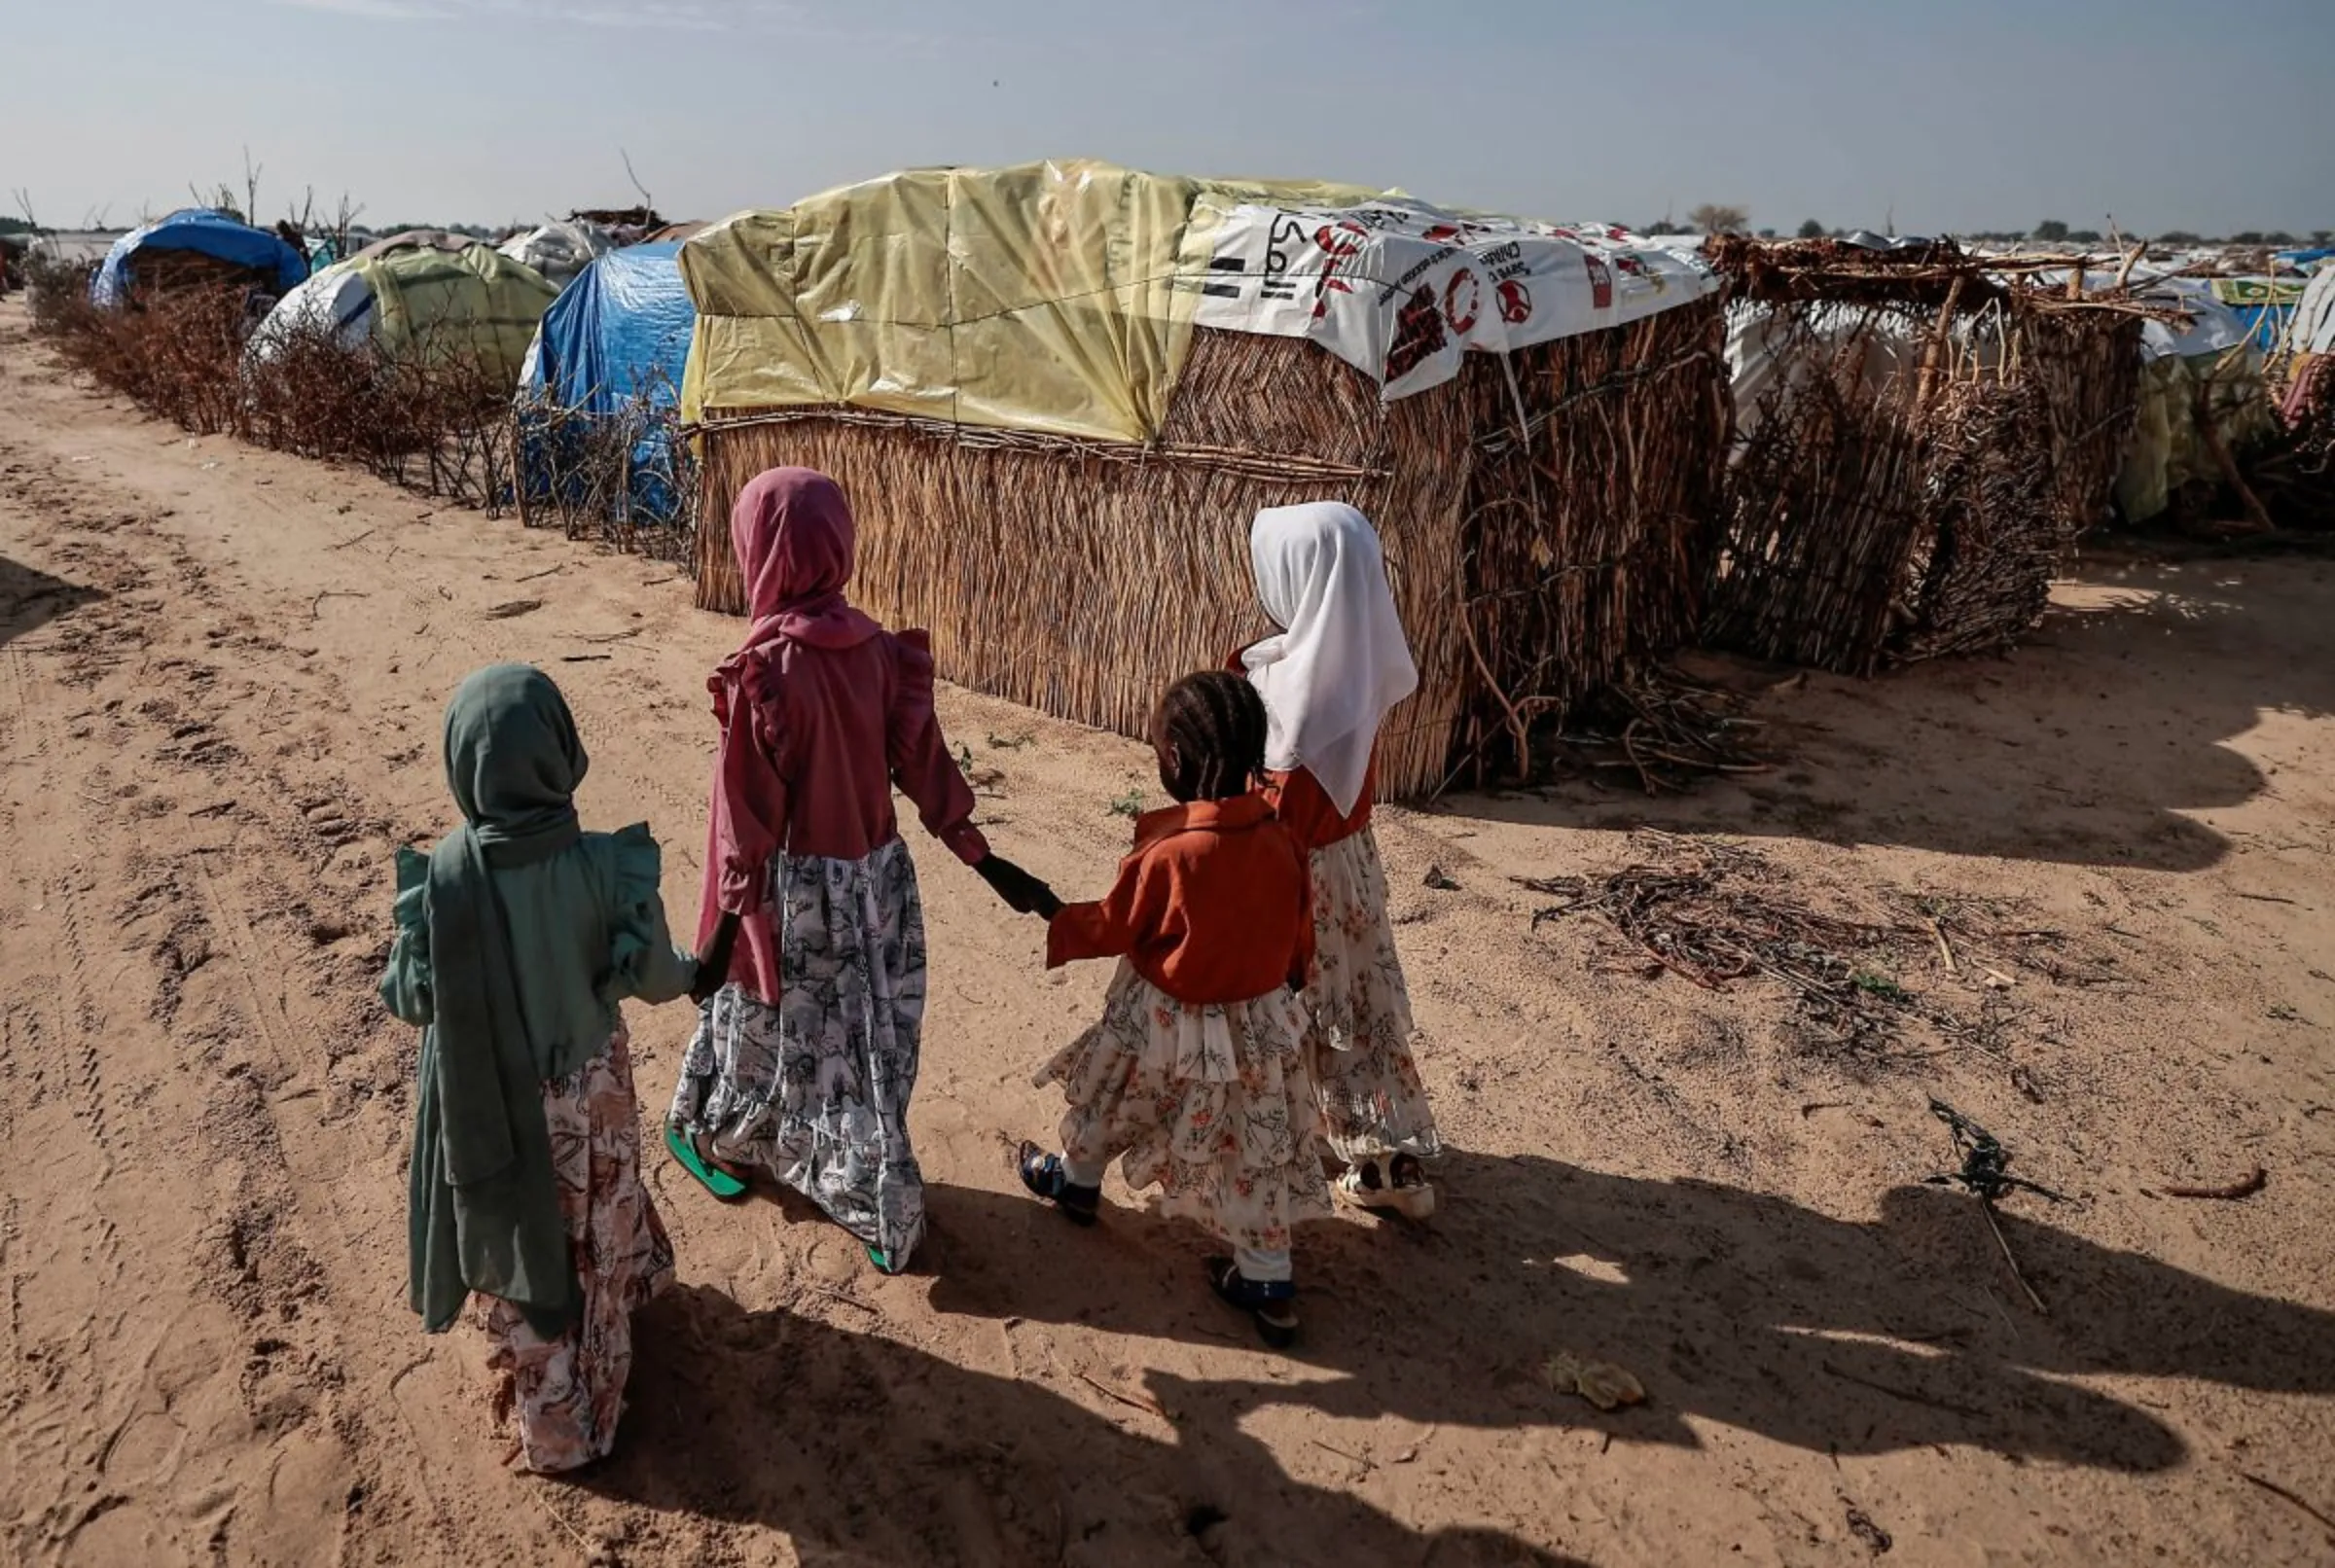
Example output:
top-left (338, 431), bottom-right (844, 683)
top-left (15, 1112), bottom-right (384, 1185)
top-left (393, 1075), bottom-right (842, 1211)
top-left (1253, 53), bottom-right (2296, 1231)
top-left (1518, 832), bottom-right (2103, 1056)
top-left (1545, 666), bottom-right (1771, 794)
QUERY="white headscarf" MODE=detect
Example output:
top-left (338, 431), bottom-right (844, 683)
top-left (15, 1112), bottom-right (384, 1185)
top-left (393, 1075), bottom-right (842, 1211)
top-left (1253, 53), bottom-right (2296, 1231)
top-left (1241, 503), bottom-right (1419, 816)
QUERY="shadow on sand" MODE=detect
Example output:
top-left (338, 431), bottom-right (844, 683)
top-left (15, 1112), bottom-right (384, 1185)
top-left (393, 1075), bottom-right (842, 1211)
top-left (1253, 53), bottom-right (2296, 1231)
top-left (920, 1152), bottom-right (2333, 1476)
top-left (1440, 554), bottom-right (2335, 873)
top-left (584, 1274), bottom-right (1582, 1567)
top-left (0, 555), bottom-right (102, 654)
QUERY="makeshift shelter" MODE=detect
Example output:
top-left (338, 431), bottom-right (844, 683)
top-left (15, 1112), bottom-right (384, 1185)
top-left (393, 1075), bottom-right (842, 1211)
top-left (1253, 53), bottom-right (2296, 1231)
top-left (2114, 279), bottom-right (2279, 525)
top-left (247, 236), bottom-right (557, 385)
top-left (90, 209), bottom-right (306, 307)
top-left (680, 160), bottom-right (1727, 797)
top-left (2283, 264), bottom-right (2335, 361)
top-left (569, 207), bottom-right (666, 245)
top-left (497, 220), bottom-right (613, 289)
top-left (2211, 276), bottom-right (2306, 350)
top-left (1704, 237), bottom-right (2144, 675)
top-left (515, 241), bottom-right (698, 541)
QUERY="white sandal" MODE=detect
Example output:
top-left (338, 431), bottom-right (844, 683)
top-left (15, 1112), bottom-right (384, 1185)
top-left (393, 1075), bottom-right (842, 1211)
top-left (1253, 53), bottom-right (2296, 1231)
top-left (1335, 1156), bottom-right (1436, 1221)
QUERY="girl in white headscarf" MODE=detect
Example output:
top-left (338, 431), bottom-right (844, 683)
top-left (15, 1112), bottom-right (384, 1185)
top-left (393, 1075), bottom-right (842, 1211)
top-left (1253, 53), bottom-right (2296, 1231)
top-left (1239, 502), bottom-right (1442, 1219)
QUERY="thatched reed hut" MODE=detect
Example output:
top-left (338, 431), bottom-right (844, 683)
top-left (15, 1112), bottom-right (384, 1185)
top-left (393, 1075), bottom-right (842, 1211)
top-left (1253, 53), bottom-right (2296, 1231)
top-left (1704, 237), bottom-right (2145, 675)
top-left (678, 161), bottom-right (1727, 798)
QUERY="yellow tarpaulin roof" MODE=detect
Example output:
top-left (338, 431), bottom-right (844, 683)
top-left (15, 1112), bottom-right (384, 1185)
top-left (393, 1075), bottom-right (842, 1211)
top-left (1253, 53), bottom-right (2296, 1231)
top-left (678, 160), bottom-right (1389, 444)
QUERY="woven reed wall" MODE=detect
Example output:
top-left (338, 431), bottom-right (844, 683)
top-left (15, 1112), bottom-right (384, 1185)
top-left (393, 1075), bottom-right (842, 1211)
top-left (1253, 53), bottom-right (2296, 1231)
top-left (695, 306), bottom-right (1729, 799)
top-left (1706, 299), bottom-right (2140, 676)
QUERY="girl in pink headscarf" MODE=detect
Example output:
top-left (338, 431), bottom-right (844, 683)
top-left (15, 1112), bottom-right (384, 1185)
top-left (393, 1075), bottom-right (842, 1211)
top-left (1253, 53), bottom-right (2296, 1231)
top-left (667, 468), bottom-right (1054, 1273)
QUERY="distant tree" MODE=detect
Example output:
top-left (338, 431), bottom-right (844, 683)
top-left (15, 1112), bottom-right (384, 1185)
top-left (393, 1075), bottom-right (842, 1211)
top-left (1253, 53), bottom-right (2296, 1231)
top-left (2066, 229), bottom-right (2102, 244)
top-left (2314, 230), bottom-right (2332, 246)
top-left (2157, 230), bottom-right (2203, 246)
top-left (1688, 203), bottom-right (1749, 235)
top-left (1756, 228), bottom-right (1777, 238)
top-left (2264, 231), bottom-right (2296, 246)
top-left (1796, 218), bottom-right (1825, 239)
top-left (2230, 232), bottom-right (2266, 246)
top-left (2032, 219), bottom-right (2070, 242)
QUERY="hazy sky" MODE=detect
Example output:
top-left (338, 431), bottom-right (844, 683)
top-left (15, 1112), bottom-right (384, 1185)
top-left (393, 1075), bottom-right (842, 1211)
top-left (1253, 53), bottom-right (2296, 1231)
top-left (11, 0), bottom-right (2330, 236)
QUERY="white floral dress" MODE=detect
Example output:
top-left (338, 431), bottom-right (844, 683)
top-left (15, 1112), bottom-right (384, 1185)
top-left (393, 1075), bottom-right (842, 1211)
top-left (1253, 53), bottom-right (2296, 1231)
top-left (1036, 962), bottom-right (1331, 1253)
top-left (669, 837), bottom-right (931, 1265)
top-left (1304, 828), bottom-right (1441, 1164)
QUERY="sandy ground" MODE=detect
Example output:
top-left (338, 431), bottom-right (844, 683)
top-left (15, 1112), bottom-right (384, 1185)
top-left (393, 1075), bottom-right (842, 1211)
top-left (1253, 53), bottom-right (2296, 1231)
top-left (1, 292), bottom-right (2332, 1568)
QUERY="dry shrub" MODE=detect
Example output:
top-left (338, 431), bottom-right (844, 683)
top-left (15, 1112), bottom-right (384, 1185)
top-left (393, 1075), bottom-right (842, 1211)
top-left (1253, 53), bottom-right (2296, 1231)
top-left (513, 376), bottom-right (697, 564)
top-left (37, 281), bottom-right (253, 434)
top-left (240, 316), bottom-right (517, 511)
top-left (33, 286), bottom-right (518, 515)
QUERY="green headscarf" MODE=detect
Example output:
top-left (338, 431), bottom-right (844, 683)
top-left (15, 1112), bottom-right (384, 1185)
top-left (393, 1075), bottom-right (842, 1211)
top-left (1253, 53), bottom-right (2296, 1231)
top-left (409, 664), bottom-right (587, 1337)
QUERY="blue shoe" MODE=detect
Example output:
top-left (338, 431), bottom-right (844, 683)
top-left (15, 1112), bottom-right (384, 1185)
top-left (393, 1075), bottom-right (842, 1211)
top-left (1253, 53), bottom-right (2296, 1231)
top-left (1205, 1256), bottom-right (1298, 1349)
top-left (1018, 1141), bottom-right (1100, 1226)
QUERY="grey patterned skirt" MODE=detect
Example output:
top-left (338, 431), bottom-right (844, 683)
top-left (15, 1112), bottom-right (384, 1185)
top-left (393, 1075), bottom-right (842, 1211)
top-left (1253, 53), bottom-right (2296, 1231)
top-left (668, 837), bottom-right (930, 1265)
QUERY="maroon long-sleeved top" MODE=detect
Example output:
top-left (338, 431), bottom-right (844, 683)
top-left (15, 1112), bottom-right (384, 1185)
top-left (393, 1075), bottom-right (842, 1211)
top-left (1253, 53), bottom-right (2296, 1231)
top-left (699, 627), bottom-right (987, 1000)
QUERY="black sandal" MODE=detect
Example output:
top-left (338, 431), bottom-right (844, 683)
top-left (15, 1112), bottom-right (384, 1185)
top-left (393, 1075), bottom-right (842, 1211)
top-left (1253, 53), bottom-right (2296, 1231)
top-left (1017, 1141), bottom-right (1100, 1226)
top-left (1205, 1256), bottom-right (1298, 1350)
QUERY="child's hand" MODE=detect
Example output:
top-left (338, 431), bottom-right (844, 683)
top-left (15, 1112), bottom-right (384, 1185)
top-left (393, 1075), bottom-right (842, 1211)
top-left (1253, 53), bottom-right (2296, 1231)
top-left (975, 855), bottom-right (1060, 918)
top-left (691, 911), bottom-right (741, 1005)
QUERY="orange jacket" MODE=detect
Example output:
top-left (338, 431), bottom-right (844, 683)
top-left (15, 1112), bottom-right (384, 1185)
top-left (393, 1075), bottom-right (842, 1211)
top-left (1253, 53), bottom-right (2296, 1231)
top-left (1047, 793), bottom-right (1313, 1005)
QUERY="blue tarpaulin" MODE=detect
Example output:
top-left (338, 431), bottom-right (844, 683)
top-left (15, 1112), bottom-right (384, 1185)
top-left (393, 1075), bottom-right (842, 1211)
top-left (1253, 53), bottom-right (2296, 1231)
top-left (90, 209), bottom-right (308, 306)
top-left (523, 241), bottom-right (695, 410)
top-left (517, 242), bottom-right (697, 529)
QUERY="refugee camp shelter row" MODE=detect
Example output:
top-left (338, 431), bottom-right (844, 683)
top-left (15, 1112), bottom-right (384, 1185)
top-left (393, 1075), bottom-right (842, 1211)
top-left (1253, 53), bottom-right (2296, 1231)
top-left (91, 209), bottom-right (308, 306)
top-left (678, 161), bottom-right (1728, 800)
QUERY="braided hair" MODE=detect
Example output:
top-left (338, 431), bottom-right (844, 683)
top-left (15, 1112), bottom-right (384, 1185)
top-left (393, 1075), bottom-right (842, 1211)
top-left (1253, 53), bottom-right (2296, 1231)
top-left (1152, 669), bottom-right (1270, 803)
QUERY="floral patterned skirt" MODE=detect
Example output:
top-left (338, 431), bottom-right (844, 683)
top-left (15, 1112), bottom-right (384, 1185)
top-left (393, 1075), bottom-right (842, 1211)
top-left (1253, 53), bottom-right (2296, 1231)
top-left (481, 1026), bottom-right (674, 1475)
top-left (668, 837), bottom-right (930, 1265)
top-left (1306, 828), bottom-right (1441, 1164)
top-left (1035, 962), bottom-right (1330, 1253)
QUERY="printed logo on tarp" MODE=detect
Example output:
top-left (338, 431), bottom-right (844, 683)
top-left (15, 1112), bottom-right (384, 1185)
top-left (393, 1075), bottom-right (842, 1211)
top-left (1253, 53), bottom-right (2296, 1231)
top-left (1583, 252), bottom-right (1613, 310)
top-left (1186, 198), bottom-right (1721, 400)
top-left (1385, 285), bottom-right (1448, 384)
top-left (1443, 268), bottom-right (1481, 336)
top-left (1311, 222), bottom-right (1368, 319)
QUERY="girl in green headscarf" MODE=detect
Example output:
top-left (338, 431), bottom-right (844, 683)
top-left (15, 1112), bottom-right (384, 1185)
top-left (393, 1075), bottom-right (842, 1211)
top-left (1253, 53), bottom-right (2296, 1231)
top-left (381, 663), bottom-right (699, 1475)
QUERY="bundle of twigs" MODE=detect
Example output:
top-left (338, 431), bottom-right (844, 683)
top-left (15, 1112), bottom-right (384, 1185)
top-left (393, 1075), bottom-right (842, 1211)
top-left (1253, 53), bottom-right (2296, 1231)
top-left (1897, 378), bottom-right (2061, 661)
top-left (1545, 665), bottom-right (1770, 794)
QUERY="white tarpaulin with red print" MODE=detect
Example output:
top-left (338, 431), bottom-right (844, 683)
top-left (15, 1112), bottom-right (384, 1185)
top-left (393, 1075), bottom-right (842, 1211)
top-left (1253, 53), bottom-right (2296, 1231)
top-left (1177, 197), bottom-right (1720, 401)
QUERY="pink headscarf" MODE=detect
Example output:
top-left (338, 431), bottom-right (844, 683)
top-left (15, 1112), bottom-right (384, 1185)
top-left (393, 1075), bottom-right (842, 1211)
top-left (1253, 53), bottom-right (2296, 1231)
top-left (731, 467), bottom-right (880, 650)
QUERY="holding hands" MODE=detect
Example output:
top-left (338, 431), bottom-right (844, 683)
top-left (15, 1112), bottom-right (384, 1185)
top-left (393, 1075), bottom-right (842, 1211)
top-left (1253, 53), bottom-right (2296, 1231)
top-left (976, 854), bottom-right (1061, 919)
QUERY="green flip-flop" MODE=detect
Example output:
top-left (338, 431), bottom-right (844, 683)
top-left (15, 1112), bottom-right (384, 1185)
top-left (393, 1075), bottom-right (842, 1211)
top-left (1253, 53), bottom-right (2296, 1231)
top-left (665, 1123), bottom-right (748, 1200)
